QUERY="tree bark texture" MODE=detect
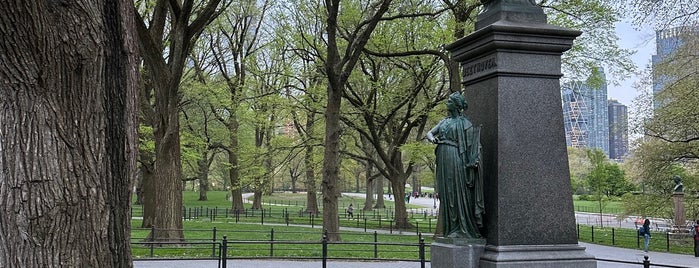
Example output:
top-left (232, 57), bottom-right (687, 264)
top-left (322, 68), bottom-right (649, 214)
top-left (0, 1), bottom-right (138, 267)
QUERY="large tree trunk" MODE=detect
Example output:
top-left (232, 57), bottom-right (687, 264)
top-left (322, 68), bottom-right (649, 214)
top-left (374, 178), bottom-right (386, 209)
top-left (321, 80), bottom-right (343, 241)
top-left (148, 97), bottom-right (184, 241)
top-left (197, 156), bottom-right (210, 201)
top-left (304, 115), bottom-right (319, 214)
top-left (390, 177), bottom-right (412, 229)
top-left (252, 191), bottom-right (263, 210)
top-left (135, 164), bottom-right (151, 206)
top-left (363, 179), bottom-right (375, 211)
top-left (290, 167), bottom-right (299, 193)
top-left (0, 1), bottom-right (138, 266)
top-left (228, 117), bottom-right (245, 212)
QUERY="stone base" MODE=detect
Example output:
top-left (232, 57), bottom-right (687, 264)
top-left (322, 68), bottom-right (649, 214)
top-left (479, 244), bottom-right (596, 268)
top-left (431, 238), bottom-right (486, 268)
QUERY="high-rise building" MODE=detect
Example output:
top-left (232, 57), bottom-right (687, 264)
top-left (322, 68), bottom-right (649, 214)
top-left (652, 26), bottom-right (699, 109)
top-left (607, 99), bottom-right (628, 160)
top-left (561, 70), bottom-right (609, 156)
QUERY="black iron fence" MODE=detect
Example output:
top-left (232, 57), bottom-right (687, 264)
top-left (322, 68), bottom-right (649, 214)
top-left (131, 229), bottom-right (428, 268)
top-left (131, 206), bottom-right (439, 234)
top-left (576, 224), bottom-right (695, 254)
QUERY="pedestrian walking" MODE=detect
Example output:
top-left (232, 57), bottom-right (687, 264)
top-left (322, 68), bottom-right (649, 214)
top-left (638, 219), bottom-right (652, 253)
top-left (347, 204), bottom-right (354, 219)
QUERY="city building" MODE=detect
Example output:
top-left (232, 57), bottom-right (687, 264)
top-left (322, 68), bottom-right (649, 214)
top-left (607, 99), bottom-right (628, 160)
top-left (652, 26), bottom-right (699, 109)
top-left (561, 69), bottom-right (609, 156)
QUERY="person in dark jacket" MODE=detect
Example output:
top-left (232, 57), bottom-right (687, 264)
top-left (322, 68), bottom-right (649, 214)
top-left (642, 219), bottom-right (651, 253)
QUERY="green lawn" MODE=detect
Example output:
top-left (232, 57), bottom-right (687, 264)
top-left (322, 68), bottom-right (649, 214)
top-left (130, 191), bottom-right (695, 258)
top-left (130, 220), bottom-right (431, 260)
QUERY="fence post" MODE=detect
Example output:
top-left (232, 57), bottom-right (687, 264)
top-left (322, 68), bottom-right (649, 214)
top-left (221, 235), bottom-right (228, 268)
top-left (611, 228), bottom-right (615, 246)
top-left (270, 228), bottom-right (274, 257)
top-left (666, 231), bottom-right (669, 252)
top-left (373, 231), bottom-right (378, 259)
top-left (389, 220), bottom-right (393, 234)
top-left (322, 230), bottom-right (328, 268)
top-left (419, 233), bottom-right (426, 268)
top-left (212, 227), bottom-right (217, 257)
top-left (643, 255), bottom-right (650, 268)
top-left (637, 230), bottom-right (640, 248)
top-left (311, 213), bottom-right (315, 228)
top-left (149, 226), bottom-right (155, 257)
top-left (416, 221), bottom-right (419, 235)
top-left (576, 224), bottom-right (579, 239)
top-left (591, 225), bottom-right (594, 242)
top-left (261, 209), bottom-right (265, 225)
top-left (285, 210), bottom-right (290, 226)
top-left (364, 218), bottom-right (367, 232)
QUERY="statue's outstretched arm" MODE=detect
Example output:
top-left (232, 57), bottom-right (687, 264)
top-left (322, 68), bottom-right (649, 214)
top-left (426, 121), bottom-right (442, 143)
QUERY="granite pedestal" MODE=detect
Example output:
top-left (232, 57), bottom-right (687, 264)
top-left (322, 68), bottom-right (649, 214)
top-left (431, 238), bottom-right (485, 268)
top-left (439, 1), bottom-right (596, 267)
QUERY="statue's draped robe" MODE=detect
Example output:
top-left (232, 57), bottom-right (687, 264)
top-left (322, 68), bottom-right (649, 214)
top-left (432, 116), bottom-right (484, 238)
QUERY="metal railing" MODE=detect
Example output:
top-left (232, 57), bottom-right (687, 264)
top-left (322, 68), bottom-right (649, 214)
top-left (131, 228), bottom-right (429, 268)
top-left (577, 224), bottom-right (695, 254)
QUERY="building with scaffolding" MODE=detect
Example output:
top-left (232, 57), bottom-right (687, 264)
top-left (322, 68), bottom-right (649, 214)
top-left (561, 74), bottom-right (609, 156)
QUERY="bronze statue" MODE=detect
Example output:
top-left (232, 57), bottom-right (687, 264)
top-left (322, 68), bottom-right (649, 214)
top-left (427, 92), bottom-right (484, 238)
top-left (673, 175), bottom-right (683, 193)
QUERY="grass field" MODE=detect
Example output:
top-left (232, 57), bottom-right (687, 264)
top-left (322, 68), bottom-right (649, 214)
top-left (130, 191), bottom-right (695, 258)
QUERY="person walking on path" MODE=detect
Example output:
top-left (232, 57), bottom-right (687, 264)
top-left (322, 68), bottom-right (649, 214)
top-left (347, 204), bottom-right (354, 219)
top-left (692, 219), bottom-right (699, 257)
top-left (640, 219), bottom-right (652, 253)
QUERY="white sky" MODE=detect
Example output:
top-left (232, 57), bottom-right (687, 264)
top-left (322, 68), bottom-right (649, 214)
top-left (606, 20), bottom-right (656, 107)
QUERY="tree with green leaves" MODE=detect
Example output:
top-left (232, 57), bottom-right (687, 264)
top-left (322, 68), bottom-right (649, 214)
top-left (201, 0), bottom-right (271, 212)
top-left (320, 0), bottom-right (394, 241)
top-left (134, 0), bottom-right (227, 241)
top-left (180, 78), bottom-right (229, 201)
top-left (586, 149), bottom-right (610, 227)
top-left (620, 0), bottom-right (699, 224)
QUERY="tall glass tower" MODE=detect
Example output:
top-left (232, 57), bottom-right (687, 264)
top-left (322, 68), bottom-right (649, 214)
top-left (561, 70), bottom-right (609, 156)
top-left (607, 99), bottom-right (628, 160)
